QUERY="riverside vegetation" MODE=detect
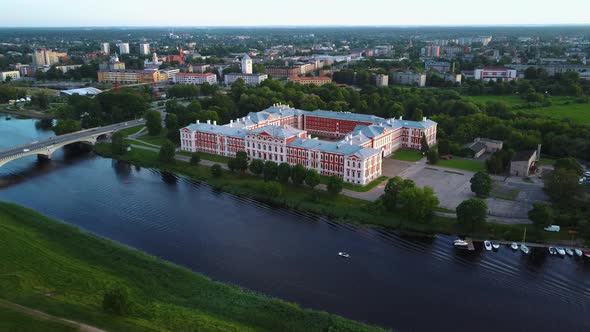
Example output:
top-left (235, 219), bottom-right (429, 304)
top-left (0, 201), bottom-right (385, 332)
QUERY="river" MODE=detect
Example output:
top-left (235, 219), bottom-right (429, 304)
top-left (0, 113), bottom-right (589, 332)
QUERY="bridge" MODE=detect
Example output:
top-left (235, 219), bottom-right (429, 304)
top-left (0, 119), bottom-right (145, 167)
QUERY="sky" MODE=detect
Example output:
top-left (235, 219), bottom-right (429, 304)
top-left (2, 0), bottom-right (590, 27)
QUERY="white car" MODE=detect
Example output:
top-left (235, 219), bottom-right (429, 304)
top-left (23, 148), bottom-right (30, 152)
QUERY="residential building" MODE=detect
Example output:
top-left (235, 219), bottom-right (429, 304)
top-left (55, 64), bottom-right (82, 73)
top-left (473, 67), bottom-right (518, 81)
top-left (162, 69), bottom-right (180, 82)
top-left (173, 72), bottom-right (217, 85)
top-left (15, 64), bottom-right (32, 77)
top-left (442, 73), bottom-right (462, 84)
top-left (99, 54), bottom-right (125, 70)
top-left (179, 105), bottom-right (437, 185)
top-left (144, 53), bottom-right (162, 69)
top-left (421, 45), bottom-right (441, 58)
top-left (392, 72), bottom-right (427, 87)
top-left (100, 42), bottom-right (110, 55)
top-left (118, 43), bottom-right (130, 55)
top-left (425, 61), bottom-right (452, 73)
top-left (287, 76), bottom-right (332, 86)
top-left (32, 48), bottom-right (59, 68)
top-left (97, 69), bottom-right (167, 84)
top-left (188, 63), bottom-right (209, 73)
top-left (0, 70), bottom-right (20, 81)
top-left (374, 74), bottom-right (389, 87)
top-left (474, 138), bottom-right (503, 153)
top-left (139, 43), bottom-right (150, 56)
top-left (241, 54), bottom-right (252, 74)
top-left (265, 66), bottom-right (300, 78)
top-left (224, 73), bottom-right (268, 86)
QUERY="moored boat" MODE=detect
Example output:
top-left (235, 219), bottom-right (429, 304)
top-left (454, 239), bottom-right (469, 249)
top-left (556, 247), bottom-right (566, 256)
top-left (583, 250), bottom-right (590, 258)
top-left (492, 242), bottom-right (500, 250)
top-left (548, 247), bottom-right (557, 255)
top-left (575, 249), bottom-right (583, 257)
top-left (510, 243), bottom-right (519, 250)
top-left (484, 240), bottom-right (492, 251)
top-left (565, 248), bottom-right (574, 256)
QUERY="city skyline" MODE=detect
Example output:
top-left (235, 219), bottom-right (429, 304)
top-left (2, 0), bottom-right (589, 27)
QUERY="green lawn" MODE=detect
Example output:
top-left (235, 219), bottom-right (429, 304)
top-left (0, 201), bottom-right (385, 332)
top-left (390, 149), bottom-right (424, 162)
top-left (436, 158), bottom-right (486, 172)
top-left (537, 158), bottom-right (556, 166)
top-left (116, 125), bottom-right (145, 137)
top-left (320, 175), bottom-right (388, 192)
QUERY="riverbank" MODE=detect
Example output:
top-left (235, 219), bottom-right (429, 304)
top-left (94, 142), bottom-right (580, 245)
top-left (0, 201), bottom-right (386, 332)
top-left (0, 108), bottom-right (53, 119)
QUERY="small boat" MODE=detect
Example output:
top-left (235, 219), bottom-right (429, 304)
top-left (492, 242), bottom-right (500, 250)
top-left (520, 228), bottom-right (530, 255)
top-left (6, 116), bottom-right (11, 120)
top-left (556, 247), bottom-right (566, 256)
top-left (338, 252), bottom-right (350, 258)
top-left (565, 248), bottom-right (574, 256)
top-left (548, 247), bottom-right (557, 255)
top-left (484, 240), bottom-right (492, 251)
top-left (575, 249), bottom-right (583, 257)
top-left (511, 243), bottom-right (519, 250)
top-left (454, 239), bottom-right (469, 248)
top-left (583, 251), bottom-right (590, 258)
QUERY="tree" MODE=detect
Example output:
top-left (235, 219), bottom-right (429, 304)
top-left (165, 113), bottom-right (179, 144)
top-left (528, 202), bottom-right (553, 227)
top-left (456, 198), bottom-right (488, 231)
top-left (227, 158), bottom-right (238, 172)
top-left (291, 164), bottom-right (307, 185)
top-left (53, 119), bottom-right (81, 135)
top-left (158, 140), bottom-right (176, 163)
top-left (102, 286), bottom-right (131, 316)
top-left (398, 186), bottom-right (439, 222)
top-left (420, 132), bottom-right (430, 153)
top-left (263, 161), bottom-right (278, 181)
top-left (470, 171), bottom-right (492, 198)
top-left (249, 159), bottom-right (264, 175)
top-left (211, 164), bottom-right (223, 177)
top-left (305, 169), bottom-right (321, 190)
top-left (554, 157), bottom-right (583, 176)
top-left (111, 131), bottom-right (127, 155)
top-left (327, 176), bottom-right (343, 195)
top-left (235, 151), bottom-right (249, 173)
top-left (426, 149), bottom-right (439, 165)
top-left (190, 152), bottom-right (201, 165)
top-left (145, 110), bottom-right (162, 136)
top-left (277, 162), bottom-right (291, 183)
top-left (544, 168), bottom-right (584, 207)
top-left (381, 176), bottom-right (414, 211)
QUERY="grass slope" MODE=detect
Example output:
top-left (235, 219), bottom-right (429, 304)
top-left (0, 201), bottom-right (385, 332)
top-left (0, 304), bottom-right (77, 332)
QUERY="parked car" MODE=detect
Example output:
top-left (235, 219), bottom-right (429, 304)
top-left (544, 225), bottom-right (561, 232)
top-left (440, 154), bottom-right (453, 160)
top-left (23, 148), bottom-right (30, 152)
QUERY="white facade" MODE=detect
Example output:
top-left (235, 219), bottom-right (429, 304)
top-left (100, 42), bottom-right (110, 55)
top-left (118, 43), bottom-right (130, 55)
top-left (0, 71), bottom-right (20, 81)
top-left (375, 74), bottom-right (389, 87)
top-left (224, 73), bottom-right (268, 86)
top-left (173, 73), bottom-right (217, 85)
top-left (241, 54), bottom-right (253, 74)
top-left (473, 68), bottom-right (518, 81)
top-left (139, 43), bottom-right (150, 56)
top-left (392, 72), bottom-right (427, 87)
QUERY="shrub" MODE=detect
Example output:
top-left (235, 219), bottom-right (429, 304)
top-left (102, 286), bottom-right (131, 316)
top-left (211, 164), bottom-right (223, 177)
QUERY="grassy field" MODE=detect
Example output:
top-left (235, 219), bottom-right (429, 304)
top-left (390, 149), bottom-right (424, 162)
top-left (116, 125), bottom-right (145, 137)
top-left (177, 151), bottom-right (232, 163)
top-left (436, 158), bottom-right (486, 173)
top-left (466, 95), bottom-right (590, 125)
top-left (0, 201), bottom-right (386, 332)
top-left (0, 303), bottom-right (77, 332)
top-left (135, 128), bottom-right (170, 147)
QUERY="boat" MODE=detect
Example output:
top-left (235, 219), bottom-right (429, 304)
top-left (511, 243), bottom-right (519, 250)
top-left (454, 239), bottom-right (469, 249)
top-left (484, 240), bottom-right (492, 251)
top-left (556, 247), bottom-right (566, 256)
top-left (583, 251), bottom-right (590, 258)
top-left (575, 249), bottom-right (583, 257)
top-left (492, 242), bottom-right (500, 250)
top-left (548, 247), bottom-right (557, 255)
top-left (565, 248), bottom-right (574, 256)
top-left (520, 228), bottom-right (530, 255)
top-left (5, 116), bottom-right (11, 120)
top-left (338, 252), bottom-right (350, 258)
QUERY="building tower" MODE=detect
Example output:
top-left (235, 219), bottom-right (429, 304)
top-left (100, 42), bottom-right (110, 55)
top-left (241, 54), bottom-right (252, 74)
top-left (139, 43), bottom-right (150, 56)
top-left (118, 42), bottom-right (130, 55)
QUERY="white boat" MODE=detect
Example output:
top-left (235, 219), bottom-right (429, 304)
top-left (565, 248), bottom-right (574, 256)
top-left (511, 243), bottom-right (519, 250)
top-left (575, 249), bottom-right (583, 257)
top-left (492, 242), bottom-right (500, 250)
top-left (520, 228), bottom-right (530, 255)
top-left (454, 239), bottom-right (469, 248)
top-left (338, 252), bottom-right (350, 258)
top-left (556, 247), bottom-right (566, 256)
top-left (484, 240), bottom-right (492, 251)
top-left (548, 247), bottom-right (557, 255)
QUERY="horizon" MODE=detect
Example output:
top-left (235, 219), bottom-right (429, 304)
top-left (2, 0), bottom-right (589, 27)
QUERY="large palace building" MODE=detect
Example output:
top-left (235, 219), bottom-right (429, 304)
top-left (180, 104), bottom-right (437, 185)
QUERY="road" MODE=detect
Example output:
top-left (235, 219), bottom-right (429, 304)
top-left (0, 119), bottom-right (145, 160)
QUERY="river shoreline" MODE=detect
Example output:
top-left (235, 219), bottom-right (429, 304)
top-left (0, 108), bottom-right (53, 119)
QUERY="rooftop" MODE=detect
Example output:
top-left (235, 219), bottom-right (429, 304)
top-left (289, 137), bottom-right (380, 158)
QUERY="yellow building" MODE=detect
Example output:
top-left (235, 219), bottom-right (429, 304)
top-left (287, 76), bottom-right (332, 86)
top-left (97, 69), bottom-right (167, 84)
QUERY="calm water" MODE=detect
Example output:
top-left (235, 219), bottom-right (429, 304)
top-left (1, 114), bottom-right (589, 332)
